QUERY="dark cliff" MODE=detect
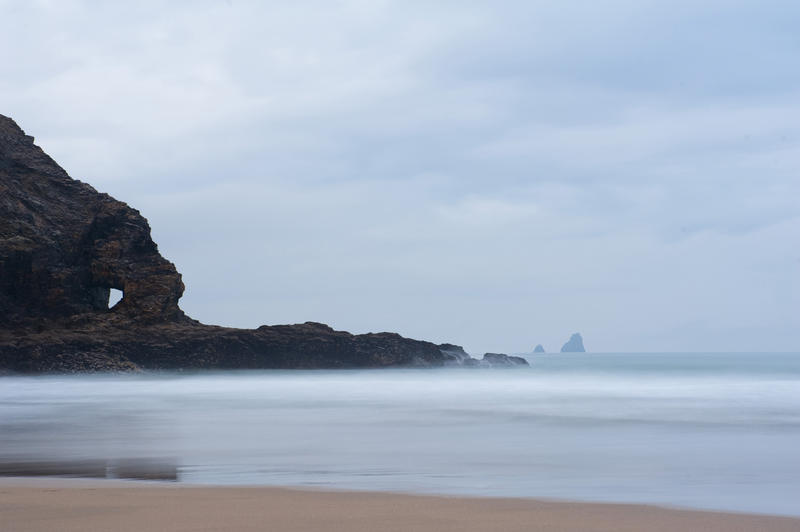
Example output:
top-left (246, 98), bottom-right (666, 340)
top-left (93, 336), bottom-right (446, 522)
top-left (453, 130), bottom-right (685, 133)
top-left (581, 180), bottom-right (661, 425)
top-left (0, 115), bottom-right (526, 372)
top-left (0, 115), bottom-right (186, 326)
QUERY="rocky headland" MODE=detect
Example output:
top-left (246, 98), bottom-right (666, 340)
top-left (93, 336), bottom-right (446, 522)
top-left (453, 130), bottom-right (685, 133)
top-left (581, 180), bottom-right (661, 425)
top-left (0, 114), bottom-right (526, 372)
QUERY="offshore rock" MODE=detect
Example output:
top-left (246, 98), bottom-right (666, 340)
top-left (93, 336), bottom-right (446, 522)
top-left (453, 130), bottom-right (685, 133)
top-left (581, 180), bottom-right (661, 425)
top-left (560, 333), bottom-right (586, 353)
top-left (0, 114), bottom-right (463, 373)
top-left (533, 344), bottom-right (545, 353)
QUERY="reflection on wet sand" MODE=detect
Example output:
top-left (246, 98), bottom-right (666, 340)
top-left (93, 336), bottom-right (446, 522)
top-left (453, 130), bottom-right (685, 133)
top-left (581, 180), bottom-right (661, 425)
top-left (0, 458), bottom-right (178, 481)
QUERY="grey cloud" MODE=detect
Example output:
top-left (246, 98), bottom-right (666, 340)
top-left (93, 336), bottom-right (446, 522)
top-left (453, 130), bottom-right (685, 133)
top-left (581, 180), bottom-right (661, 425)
top-left (1, 1), bottom-right (798, 352)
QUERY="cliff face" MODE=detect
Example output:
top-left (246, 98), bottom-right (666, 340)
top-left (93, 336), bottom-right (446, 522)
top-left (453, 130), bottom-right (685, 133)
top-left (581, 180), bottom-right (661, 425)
top-left (0, 115), bottom-right (185, 325)
top-left (0, 115), bottom-right (526, 372)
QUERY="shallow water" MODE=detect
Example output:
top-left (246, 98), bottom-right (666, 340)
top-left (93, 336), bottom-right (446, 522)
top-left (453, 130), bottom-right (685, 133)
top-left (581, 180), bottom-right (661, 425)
top-left (1, 353), bottom-right (799, 515)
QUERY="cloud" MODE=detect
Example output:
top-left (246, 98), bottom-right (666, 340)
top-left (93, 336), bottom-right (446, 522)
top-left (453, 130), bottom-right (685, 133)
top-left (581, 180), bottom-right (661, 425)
top-left (1, 0), bottom-right (798, 352)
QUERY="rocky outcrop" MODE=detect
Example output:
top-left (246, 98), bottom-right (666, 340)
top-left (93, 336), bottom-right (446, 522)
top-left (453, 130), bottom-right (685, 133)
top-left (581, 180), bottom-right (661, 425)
top-left (438, 344), bottom-right (530, 367)
top-left (480, 353), bottom-right (529, 367)
top-left (0, 115), bottom-right (185, 326)
top-left (0, 115), bottom-right (525, 373)
top-left (0, 321), bottom-right (450, 372)
top-left (533, 344), bottom-right (545, 353)
top-left (439, 343), bottom-right (475, 366)
top-left (560, 333), bottom-right (585, 353)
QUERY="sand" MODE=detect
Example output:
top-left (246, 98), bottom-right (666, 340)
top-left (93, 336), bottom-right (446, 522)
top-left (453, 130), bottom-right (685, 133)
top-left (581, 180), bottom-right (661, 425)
top-left (1, 478), bottom-right (798, 532)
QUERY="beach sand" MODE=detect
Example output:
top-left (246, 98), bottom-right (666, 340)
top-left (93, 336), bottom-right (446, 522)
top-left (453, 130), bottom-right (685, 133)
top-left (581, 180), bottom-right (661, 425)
top-left (1, 478), bottom-right (798, 532)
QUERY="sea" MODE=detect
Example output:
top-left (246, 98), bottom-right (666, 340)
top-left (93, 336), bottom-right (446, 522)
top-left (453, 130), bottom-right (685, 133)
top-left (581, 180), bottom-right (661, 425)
top-left (1, 352), bottom-right (799, 516)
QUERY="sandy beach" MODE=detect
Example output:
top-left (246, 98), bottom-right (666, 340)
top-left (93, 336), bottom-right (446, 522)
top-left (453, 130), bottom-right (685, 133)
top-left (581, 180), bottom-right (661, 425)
top-left (1, 479), bottom-right (798, 532)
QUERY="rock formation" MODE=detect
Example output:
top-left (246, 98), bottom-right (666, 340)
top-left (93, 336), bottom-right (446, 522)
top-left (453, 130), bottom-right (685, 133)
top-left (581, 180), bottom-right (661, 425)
top-left (436, 344), bottom-right (529, 368)
top-left (0, 115), bottom-right (527, 373)
top-left (533, 344), bottom-right (545, 353)
top-left (0, 115), bottom-right (185, 326)
top-left (439, 343), bottom-right (475, 366)
top-left (560, 333), bottom-right (585, 353)
top-left (479, 353), bottom-right (529, 367)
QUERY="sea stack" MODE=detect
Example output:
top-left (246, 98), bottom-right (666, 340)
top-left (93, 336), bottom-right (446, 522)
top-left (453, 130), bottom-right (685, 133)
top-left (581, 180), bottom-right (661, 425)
top-left (533, 344), bottom-right (545, 353)
top-left (560, 333), bottom-right (585, 353)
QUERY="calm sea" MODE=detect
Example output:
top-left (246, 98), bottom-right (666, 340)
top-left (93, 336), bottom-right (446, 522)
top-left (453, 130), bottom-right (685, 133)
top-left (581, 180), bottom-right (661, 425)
top-left (1, 353), bottom-right (799, 516)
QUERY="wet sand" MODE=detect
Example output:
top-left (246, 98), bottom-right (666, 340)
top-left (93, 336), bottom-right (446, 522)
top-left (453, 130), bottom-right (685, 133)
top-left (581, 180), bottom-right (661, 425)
top-left (1, 478), bottom-right (798, 532)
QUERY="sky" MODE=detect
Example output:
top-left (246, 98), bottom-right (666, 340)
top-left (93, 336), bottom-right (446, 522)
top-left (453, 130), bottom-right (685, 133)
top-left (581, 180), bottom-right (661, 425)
top-left (1, 0), bottom-right (798, 353)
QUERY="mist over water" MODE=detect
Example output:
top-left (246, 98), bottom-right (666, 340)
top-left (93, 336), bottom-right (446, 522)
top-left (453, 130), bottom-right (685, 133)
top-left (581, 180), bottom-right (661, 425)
top-left (2, 353), bottom-right (799, 516)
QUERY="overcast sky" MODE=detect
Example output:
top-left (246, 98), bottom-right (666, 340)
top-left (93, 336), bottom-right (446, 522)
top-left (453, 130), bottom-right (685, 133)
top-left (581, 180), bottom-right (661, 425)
top-left (2, 1), bottom-right (798, 353)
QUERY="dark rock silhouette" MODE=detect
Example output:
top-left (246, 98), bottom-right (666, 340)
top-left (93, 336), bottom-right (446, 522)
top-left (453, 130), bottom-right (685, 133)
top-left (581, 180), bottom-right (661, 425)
top-left (438, 345), bottom-right (529, 367)
top-left (0, 115), bottom-right (185, 326)
top-left (560, 333), bottom-right (586, 353)
top-left (533, 344), bottom-right (545, 353)
top-left (480, 353), bottom-right (529, 367)
top-left (439, 343), bottom-right (474, 366)
top-left (0, 115), bottom-right (518, 373)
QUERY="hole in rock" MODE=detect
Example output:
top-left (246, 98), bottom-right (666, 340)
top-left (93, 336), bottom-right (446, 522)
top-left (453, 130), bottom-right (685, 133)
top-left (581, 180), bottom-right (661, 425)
top-left (109, 288), bottom-right (123, 309)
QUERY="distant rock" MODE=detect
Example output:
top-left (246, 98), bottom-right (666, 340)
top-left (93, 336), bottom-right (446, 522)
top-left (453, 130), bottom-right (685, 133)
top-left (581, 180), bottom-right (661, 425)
top-left (439, 345), bottom-right (528, 368)
top-left (560, 333), bottom-right (585, 353)
top-left (480, 353), bottom-right (529, 367)
top-left (439, 344), bottom-right (474, 366)
top-left (533, 344), bottom-right (545, 353)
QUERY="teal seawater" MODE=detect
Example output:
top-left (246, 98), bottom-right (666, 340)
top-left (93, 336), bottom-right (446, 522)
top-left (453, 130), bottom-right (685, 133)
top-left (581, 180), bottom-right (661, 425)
top-left (1, 352), bottom-right (799, 515)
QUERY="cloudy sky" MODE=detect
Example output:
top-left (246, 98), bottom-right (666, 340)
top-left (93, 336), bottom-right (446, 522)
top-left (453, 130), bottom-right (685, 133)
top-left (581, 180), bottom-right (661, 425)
top-left (2, 1), bottom-right (798, 353)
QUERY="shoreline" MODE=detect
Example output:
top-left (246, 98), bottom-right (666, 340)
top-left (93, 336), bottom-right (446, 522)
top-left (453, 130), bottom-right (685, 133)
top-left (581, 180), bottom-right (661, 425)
top-left (1, 478), bottom-right (798, 532)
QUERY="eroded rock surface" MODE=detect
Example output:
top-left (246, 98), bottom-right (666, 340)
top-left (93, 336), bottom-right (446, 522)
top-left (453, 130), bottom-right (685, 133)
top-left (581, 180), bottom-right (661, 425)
top-left (0, 115), bottom-right (185, 325)
top-left (480, 353), bottom-right (529, 367)
top-left (439, 343), bottom-right (476, 366)
top-left (0, 115), bottom-right (516, 373)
